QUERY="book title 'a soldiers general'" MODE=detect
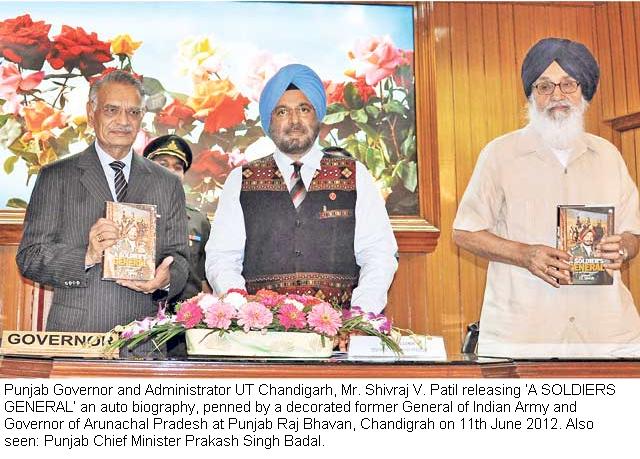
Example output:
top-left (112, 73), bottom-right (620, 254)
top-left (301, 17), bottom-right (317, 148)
top-left (557, 205), bottom-right (614, 285)
top-left (103, 202), bottom-right (157, 281)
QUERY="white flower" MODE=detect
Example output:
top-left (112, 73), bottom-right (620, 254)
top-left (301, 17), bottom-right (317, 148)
top-left (197, 293), bottom-right (220, 314)
top-left (0, 116), bottom-right (22, 149)
top-left (224, 291), bottom-right (248, 311)
top-left (284, 298), bottom-right (304, 311)
top-left (156, 316), bottom-right (176, 326)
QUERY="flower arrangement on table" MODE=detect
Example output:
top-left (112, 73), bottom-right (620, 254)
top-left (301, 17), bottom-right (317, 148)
top-left (110, 288), bottom-right (402, 356)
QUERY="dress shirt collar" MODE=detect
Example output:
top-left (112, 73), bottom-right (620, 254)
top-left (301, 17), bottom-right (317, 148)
top-left (519, 124), bottom-right (590, 167)
top-left (273, 144), bottom-right (324, 189)
top-left (95, 140), bottom-right (133, 175)
top-left (273, 144), bottom-right (324, 171)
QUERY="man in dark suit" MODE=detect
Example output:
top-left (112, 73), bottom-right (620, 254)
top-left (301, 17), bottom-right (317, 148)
top-left (16, 70), bottom-right (189, 334)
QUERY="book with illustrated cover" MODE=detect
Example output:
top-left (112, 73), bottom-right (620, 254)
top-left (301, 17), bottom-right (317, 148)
top-left (557, 205), bottom-right (614, 285)
top-left (103, 202), bottom-right (157, 281)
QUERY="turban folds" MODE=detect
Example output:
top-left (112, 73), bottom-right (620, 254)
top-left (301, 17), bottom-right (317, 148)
top-left (259, 64), bottom-right (326, 135)
top-left (522, 38), bottom-right (600, 101)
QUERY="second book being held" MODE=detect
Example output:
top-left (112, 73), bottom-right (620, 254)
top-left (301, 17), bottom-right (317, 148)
top-left (557, 205), bottom-right (614, 285)
top-left (103, 202), bottom-right (157, 281)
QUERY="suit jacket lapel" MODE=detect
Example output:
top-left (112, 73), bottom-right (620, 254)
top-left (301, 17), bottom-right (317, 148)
top-left (78, 144), bottom-right (113, 203)
top-left (126, 153), bottom-right (153, 204)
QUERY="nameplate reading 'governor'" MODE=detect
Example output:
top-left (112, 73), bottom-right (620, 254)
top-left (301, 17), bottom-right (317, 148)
top-left (0, 331), bottom-right (118, 358)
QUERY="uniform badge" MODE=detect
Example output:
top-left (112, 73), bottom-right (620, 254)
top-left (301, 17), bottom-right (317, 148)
top-left (329, 192), bottom-right (337, 201)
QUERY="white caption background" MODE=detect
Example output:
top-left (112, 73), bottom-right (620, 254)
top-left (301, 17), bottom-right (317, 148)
top-left (1, 378), bottom-right (635, 458)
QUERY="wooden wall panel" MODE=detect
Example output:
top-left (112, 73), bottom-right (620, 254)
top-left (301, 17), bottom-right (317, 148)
top-left (2, 2), bottom-right (640, 358)
top-left (595, 2), bottom-right (640, 310)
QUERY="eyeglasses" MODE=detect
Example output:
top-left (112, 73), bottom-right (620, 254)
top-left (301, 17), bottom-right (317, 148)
top-left (533, 80), bottom-right (580, 96)
top-left (98, 104), bottom-right (145, 120)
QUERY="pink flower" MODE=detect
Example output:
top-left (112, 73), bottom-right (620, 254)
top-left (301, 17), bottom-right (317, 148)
top-left (259, 295), bottom-right (283, 308)
top-left (197, 293), bottom-right (219, 312)
top-left (277, 303), bottom-right (307, 330)
top-left (237, 301), bottom-right (273, 332)
top-left (307, 302), bottom-right (342, 337)
top-left (176, 301), bottom-right (203, 329)
top-left (0, 62), bottom-right (44, 114)
top-left (366, 312), bottom-right (392, 334)
top-left (244, 51), bottom-right (292, 101)
top-left (204, 301), bottom-right (236, 329)
top-left (120, 317), bottom-right (155, 339)
top-left (342, 306), bottom-right (365, 320)
top-left (132, 129), bottom-right (154, 156)
top-left (348, 35), bottom-right (405, 86)
top-left (283, 298), bottom-right (304, 311)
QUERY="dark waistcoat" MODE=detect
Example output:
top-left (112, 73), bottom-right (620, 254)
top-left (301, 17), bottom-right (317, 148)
top-left (240, 154), bottom-right (359, 307)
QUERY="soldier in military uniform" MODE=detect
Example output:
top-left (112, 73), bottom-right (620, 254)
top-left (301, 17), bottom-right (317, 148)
top-left (143, 135), bottom-right (211, 301)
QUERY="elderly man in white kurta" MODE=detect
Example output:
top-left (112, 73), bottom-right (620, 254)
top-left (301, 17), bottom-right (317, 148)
top-left (453, 37), bottom-right (640, 358)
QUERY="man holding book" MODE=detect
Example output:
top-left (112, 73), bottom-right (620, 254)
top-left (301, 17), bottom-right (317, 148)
top-left (17, 70), bottom-right (189, 334)
top-left (453, 38), bottom-right (640, 357)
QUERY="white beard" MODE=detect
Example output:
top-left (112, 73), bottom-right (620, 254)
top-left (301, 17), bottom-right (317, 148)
top-left (527, 96), bottom-right (588, 149)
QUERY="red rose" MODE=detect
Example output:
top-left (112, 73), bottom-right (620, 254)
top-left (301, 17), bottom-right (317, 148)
top-left (203, 93), bottom-right (249, 134)
top-left (47, 25), bottom-right (113, 77)
top-left (324, 80), bottom-right (345, 105)
top-left (0, 15), bottom-right (52, 70)
top-left (157, 100), bottom-right (196, 129)
top-left (353, 77), bottom-right (375, 102)
top-left (190, 147), bottom-right (233, 181)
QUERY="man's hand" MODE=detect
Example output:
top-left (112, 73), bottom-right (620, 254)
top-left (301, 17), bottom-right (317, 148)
top-left (520, 244), bottom-right (571, 288)
top-left (117, 256), bottom-right (174, 294)
top-left (595, 234), bottom-right (626, 272)
top-left (86, 218), bottom-right (119, 265)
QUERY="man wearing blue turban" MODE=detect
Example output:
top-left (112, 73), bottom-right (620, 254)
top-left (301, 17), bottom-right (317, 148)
top-left (206, 64), bottom-right (398, 312)
top-left (453, 38), bottom-right (640, 358)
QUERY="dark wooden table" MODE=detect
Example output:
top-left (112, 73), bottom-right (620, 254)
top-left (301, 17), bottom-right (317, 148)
top-left (2, 354), bottom-right (639, 378)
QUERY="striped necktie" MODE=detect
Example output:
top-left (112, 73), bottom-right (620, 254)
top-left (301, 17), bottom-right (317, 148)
top-left (109, 160), bottom-right (128, 202)
top-left (290, 161), bottom-right (306, 211)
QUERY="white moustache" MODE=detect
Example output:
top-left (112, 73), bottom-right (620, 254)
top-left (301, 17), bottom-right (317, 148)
top-left (546, 101), bottom-right (572, 111)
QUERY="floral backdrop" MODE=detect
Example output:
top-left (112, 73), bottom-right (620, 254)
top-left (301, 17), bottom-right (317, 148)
top-left (0, 2), bottom-right (417, 217)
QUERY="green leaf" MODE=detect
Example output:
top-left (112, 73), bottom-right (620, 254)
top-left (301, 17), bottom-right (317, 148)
top-left (326, 103), bottom-right (348, 114)
top-left (365, 104), bottom-right (380, 119)
top-left (336, 119), bottom-right (360, 139)
top-left (6, 198), bottom-right (27, 209)
top-left (142, 76), bottom-right (165, 96)
top-left (400, 128), bottom-right (416, 159)
top-left (355, 122), bottom-right (379, 141)
top-left (383, 100), bottom-right (406, 115)
top-left (323, 110), bottom-right (348, 125)
top-left (0, 113), bottom-right (10, 128)
top-left (20, 151), bottom-right (39, 165)
top-left (349, 108), bottom-right (368, 124)
top-left (365, 147), bottom-right (385, 178)
top-left (3, 155), bottom-right (19, 174)
top-left (343, 83), bottom-right (363, 109)
top-left (398, 160), bottom-right (418, 192)
top-left (168, 91), bottom-right (190, 103)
